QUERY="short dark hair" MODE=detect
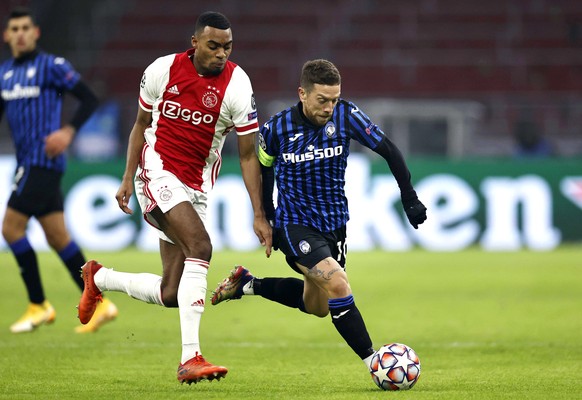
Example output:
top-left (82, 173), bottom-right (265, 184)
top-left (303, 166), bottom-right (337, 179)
top-left (6, 7), bottom-right (37, 27)
top-left (300, 59), bottom-right (341, 92)
top-left (195, 11), bottom-right (231, 34)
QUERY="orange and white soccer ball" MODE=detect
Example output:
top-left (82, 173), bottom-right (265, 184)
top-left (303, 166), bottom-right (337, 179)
top-left (369, 343), bottom-right (421, 390)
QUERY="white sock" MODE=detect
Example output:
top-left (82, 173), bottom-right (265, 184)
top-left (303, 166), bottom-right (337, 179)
top-left (363, 353), bottom-right (375, 370)
top-left (242, 279), bottom-right (255, 295)
top-left (178, 258), bottom-right (209, 364)
top-left (94, 267), bottom-right (164, 306)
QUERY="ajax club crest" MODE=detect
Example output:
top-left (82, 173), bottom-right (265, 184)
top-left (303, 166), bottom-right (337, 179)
top-left (202, 85), bottom-right (220, 108)
top-left (202, 91), bottom-right (218, 108)
top-left (158, 186), bottom-right (173, 202)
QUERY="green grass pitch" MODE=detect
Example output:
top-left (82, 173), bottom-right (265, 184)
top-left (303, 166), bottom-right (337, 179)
top-left (0, 247), bottom-right (580, 399)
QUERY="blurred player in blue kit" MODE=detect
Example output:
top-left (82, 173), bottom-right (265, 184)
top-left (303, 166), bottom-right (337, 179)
top-left (0, 7), bottom-right (117, 333)
top-left (212, 59), bottom-right (427, 371)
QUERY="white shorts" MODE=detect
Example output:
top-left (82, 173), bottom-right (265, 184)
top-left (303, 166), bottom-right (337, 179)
top-left (135, 166), bottom-right (208, 243)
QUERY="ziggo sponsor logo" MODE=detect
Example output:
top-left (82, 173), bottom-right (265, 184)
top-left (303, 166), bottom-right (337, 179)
top-left (161, 100), bottom-right (214, 124)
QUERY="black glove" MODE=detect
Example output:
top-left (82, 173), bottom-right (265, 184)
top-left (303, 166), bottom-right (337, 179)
top-left (402, 197), bottom-right (427, 229)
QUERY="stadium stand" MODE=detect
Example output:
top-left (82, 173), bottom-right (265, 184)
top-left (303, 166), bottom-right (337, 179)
top-left (1, 0), bottom-right (581, 156)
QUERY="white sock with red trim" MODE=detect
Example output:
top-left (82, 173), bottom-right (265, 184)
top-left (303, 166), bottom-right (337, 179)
top-left (178, 258), bottom-right (209, 364)
top-left (94, 268), bottom-right (164, 306)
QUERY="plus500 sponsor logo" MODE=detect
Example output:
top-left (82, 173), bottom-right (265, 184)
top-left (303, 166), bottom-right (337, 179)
top-left (162, 101), bottom-right (214, 124)
top-left (282, 146), bottom-right (343, 163)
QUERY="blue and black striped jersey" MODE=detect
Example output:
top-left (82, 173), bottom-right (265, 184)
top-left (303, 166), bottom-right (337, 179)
top-left (0, 50), bottom-right (80, 171)
top-left (258, 99), bottom-right (385, 232)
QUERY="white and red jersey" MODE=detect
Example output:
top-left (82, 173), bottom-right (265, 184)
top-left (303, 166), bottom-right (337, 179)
top-left (138, 48), bottom-right (259, 193)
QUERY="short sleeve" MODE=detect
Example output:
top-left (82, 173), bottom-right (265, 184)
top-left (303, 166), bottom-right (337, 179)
top-left (346, 101), bottom-right (385, 150)
top-left (138, 55), bottom-right (171, 112)
top-left (49, 56), bottom-right (80, 91)
top-left (225, 66), bottom-right (259, 135)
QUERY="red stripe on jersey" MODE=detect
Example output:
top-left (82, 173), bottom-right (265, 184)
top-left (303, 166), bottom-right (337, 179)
top-left (139, 96), bottom-right (153, 111)
top-left (139, 145), bottom-right (157, 214)
top-left (211, 150), bottom-right (222, 187)
top-left (139, 143), bottom-right (148, 169)
top-left (236, 121), bottom-right (259, 134)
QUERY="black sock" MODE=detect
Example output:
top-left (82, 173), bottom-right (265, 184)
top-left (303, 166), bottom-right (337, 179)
top-left (253, 277), bottom-right (307, 312)
top-left (329, 295), bottom-right (374, 359)
top-left (57, 241), bottom-right (85, 291)
top-left (9, 237), bottom-right (44, 304)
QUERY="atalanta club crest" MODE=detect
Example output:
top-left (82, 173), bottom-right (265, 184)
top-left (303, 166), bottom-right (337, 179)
top-left (27, 67), bottom-right (36, 79)
top-left (324, 121), bottom-right (336, 138)
top-left (299, 240), bottom-right (311, 254)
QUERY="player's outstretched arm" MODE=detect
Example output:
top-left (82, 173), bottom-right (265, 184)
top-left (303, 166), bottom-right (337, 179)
top-left (373, 136), bottom-right (427, 229)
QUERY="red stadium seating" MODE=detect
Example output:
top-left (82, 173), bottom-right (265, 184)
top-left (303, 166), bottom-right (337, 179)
top-left (80, 0), bottom-right (582, 155)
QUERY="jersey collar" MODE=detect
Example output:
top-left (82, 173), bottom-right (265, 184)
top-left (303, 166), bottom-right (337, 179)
top-left (14, 49), bottom-right (39, 64)
top-left (295, 101), bottom-right (319, 128)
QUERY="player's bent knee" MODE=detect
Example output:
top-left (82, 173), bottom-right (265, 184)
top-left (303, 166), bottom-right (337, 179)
top-left (303, 296), bottom-right (330, 318)
top-left (305, 305), bottom-right (329, 318)
top-left (46, 236), bottom-right (70, 252)
top-left (184, 239), bottom-right (212, 262)
top-left (1, 222), bottom-right (21, 243)
top-left (325, 279), bottom-right (351, 299)
top-left (160, 288), bottom-right (179, 308)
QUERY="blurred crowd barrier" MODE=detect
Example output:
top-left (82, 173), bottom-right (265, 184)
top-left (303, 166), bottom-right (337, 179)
top-left (1, 154), bottom-right (580, 252)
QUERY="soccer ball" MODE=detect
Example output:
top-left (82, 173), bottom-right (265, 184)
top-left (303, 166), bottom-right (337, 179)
top-left (369, 343), bottom-right (421, 390)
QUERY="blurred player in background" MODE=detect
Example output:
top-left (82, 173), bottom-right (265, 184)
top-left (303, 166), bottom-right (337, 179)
top-left (212, 59), bottom-right (427, 371)
top-left (77, 11), bottom-right (272, 384)
top-left (0, 7), bottom-right (118, 334)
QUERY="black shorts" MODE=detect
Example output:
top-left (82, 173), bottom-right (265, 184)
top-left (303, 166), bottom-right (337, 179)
top-left (275, 223), bottom-right (347, 274)
top-left (7, 166), bottom-right (64, 217)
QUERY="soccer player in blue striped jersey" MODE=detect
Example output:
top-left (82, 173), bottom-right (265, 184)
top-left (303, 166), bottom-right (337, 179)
top-left (0, 7), bottom-right (117, 333)
top-left (212, 59), bottom-right (427, 373)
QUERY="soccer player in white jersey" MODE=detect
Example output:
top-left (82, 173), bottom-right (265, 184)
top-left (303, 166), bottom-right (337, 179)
top-left (76, 11), bottom-right (272, 384)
